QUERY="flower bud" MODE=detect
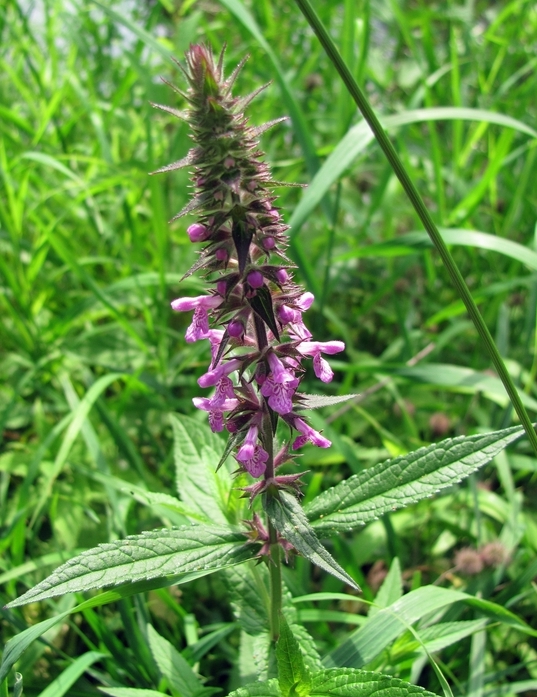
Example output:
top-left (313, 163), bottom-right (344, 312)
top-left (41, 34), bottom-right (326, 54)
top-left (187, 223), bottom-right (209, 242)
top-left (228, 319), bottom-right (244, 338)
top-left (275, 268), bottom-right (289, 284)
top-left (247, 270), bottom-right (264, 288)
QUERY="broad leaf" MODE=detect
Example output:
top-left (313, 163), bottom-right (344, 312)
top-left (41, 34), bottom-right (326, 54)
top-left (228, 679), bottom-right (282, 697)
top-left (6, 525), bottom-right (253, 607)
top-left (311, 668), bottom-right (439, 696)
top-left (264, 491), bottom-right (360, 591)
top-left (146, 625), bottom-right (202, 697)
top-left (276, 617), bottom-right (311, 697)
top-left (225, 563), bottom-right (270, 635)
top-left (171, 413), bottom-right (243, 525)
top-left (324, 585), bottom-right (536, 669)
top-left (305, 426), bottom-right (525, 534)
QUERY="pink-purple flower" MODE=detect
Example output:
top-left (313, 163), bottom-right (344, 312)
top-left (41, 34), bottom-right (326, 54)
top-left (292, 418), bottom-right (331, 450)
top-left (297, 340), bottom-right (345, 383)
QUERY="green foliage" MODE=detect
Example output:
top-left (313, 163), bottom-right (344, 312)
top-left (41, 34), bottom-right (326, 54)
top-left (275, 617), bottom-right (312, 697)
top-left (2, 0), bottom-right (537, 695)
top-left (305, 425), bottom-right (526, 534)
top-left (6, 525), bottom-right (253, 607)
top-left (265, 491), bottom-right (360, 591)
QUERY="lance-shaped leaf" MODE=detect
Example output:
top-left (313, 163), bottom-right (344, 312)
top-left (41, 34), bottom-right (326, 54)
top-left (248, 284), bottom-right (280, 341)
top-left (276, 617), bottom-right (311, 697)
top-left (310, 668), bottom-right (439, 697)
top-left (324, 585), bottom-right (536, 669)
top-left (6, 525), bottom-right (253, 608)
top-left (305, 425), bottom-right (526, 535)
top-left (264, 491), bottom-right (360, 591)
top-left (297, 393), bottom-right (357, 410)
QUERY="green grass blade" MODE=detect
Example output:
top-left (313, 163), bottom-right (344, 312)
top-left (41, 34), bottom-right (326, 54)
top-left (292, 0), bottom-right (537, 456)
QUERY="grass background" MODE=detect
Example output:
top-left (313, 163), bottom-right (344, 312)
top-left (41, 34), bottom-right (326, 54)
top-left (1, 0), bottom-right (537, 694)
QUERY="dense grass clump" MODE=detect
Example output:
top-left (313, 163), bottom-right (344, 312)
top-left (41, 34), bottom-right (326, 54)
top-left (1, 1), bottom-right (537, 695)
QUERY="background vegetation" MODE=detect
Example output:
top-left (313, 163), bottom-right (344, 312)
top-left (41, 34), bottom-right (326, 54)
top-left (1, 0), bottom-right (537, 694)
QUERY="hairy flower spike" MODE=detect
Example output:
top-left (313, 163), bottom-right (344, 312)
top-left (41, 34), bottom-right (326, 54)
top-left (155, 44), bottom-right (345, 485)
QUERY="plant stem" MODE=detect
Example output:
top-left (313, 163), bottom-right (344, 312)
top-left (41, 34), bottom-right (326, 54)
top-left (254, 310), bottom-right (282, 639)
top-left (293, 0), bottom-right (537, 456)
top-left (268, 518), bottom-right (282, 642)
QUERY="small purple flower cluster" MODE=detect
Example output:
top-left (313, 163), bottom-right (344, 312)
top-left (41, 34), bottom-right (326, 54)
top-left (156, 45), bottom-right (345, 482)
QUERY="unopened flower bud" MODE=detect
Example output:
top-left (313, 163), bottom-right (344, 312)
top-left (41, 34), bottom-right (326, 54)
top-left (275, 268), bottom-right (289, 284)
top-left (187, 223), bottom-right (209, 242)
top-left (228, 319), bottom-right (244, 338)
top-left (263, 236), bottom-right (276, 250)
top-left (247, 270), bottom-right (264, 288)
top-left (215, 248), bottom-right (228, 261)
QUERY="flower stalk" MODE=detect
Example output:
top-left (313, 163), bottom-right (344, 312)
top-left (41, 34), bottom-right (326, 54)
top-left (153, 44), bottom-right (346, 637)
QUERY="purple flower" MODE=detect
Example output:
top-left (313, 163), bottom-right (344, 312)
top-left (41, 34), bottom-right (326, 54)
top-left (267, 352), bottom-right (297, 384)
top-left (298, 340), bottom-right (345, 383)
top-left (207, 329), bottom-right (225, 361)
top-left (192, 396), bottom-right (239, 432)
top-left (237, 426), bottom-right (269, 478)
top-left (171, 295), bottom-right (222, 312)
top-left (171, 295), bottom-right (223, 343)
top-left (198, 358), bottom-right (242, 388)
top-left (236, 424), bottom-right (259, 462)
top-left (261, 374), bottom-right (299, 415)
top-left (210, 376), bottom-right (236, 407)
top-left (292, 418), bottom-right (331, 450)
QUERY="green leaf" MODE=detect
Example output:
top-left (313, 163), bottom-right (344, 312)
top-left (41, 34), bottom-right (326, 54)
top-left (146, 625), bottom-right (202, 697)
top-left (227, 679), bottom-right (282, 697)
top-left (264, 491), bottom-right (360, 590)
top-left (289, 108), bottom-right (537, 235)
top-left (12, 673), bottom-right (23, 697)
top-left (1, 579), bottom-right (208, 684)
top-left (310, 668), bottom-right (439, 696)
top-left (392, 620), bottom-right (489, 662)
top-left (248, 285), bottom-right (280, 341)
top-left (339, 229), bottom-right (537, 273)
top-left (224, 563), bottom-right (270, 635)
top-left (171, 413), bottom-right (238, 525)
top-left (369, 557), bottom-right (402, 617)
top-left (36, 651), bottom-right (107, 697)
top-left (298, 394), bottom-right (357, 410)
top-left (6, 525), bottom-right (253, 607)
top-left (324, 585), bottom-right (536, 669)
top-left (275, 617), bottom-right (311, 697)
top-left (305, 425), bottom-right (526, 534)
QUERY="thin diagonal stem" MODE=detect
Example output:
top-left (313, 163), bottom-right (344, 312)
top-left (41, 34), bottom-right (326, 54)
top-left (293, 0), bottom-right (537, 456)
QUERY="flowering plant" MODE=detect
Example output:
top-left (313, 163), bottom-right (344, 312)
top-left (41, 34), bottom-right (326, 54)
top-left (1, 42), bottom-right (531, 697)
